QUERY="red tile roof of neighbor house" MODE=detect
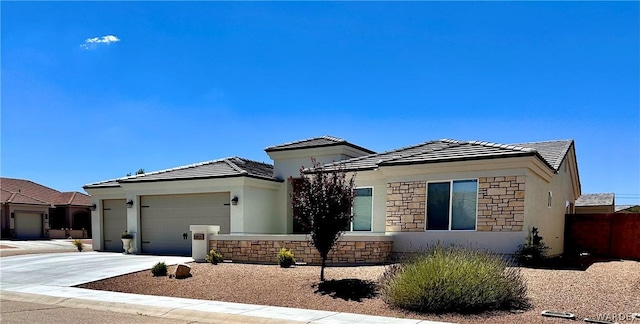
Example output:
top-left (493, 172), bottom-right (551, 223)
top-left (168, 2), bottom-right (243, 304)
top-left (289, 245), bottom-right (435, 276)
top-left (0, 177), bottom-right (91, 207)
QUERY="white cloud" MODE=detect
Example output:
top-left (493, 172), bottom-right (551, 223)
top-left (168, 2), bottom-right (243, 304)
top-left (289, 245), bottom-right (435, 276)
top-left (81, 35), bottom-right (121, 50)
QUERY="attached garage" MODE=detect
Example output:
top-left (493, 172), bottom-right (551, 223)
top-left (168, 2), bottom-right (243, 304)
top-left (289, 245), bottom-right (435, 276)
top-left (140, 192), bottom-right (230, 256)
top-left (14, 212), bottom-right (43, 239)
top-left (102, 199), bottom-right (127, 252)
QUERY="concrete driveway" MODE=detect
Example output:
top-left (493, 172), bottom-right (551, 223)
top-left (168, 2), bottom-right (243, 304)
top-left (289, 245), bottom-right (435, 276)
top-left (0, 251), bottom-right (448, 324)
top-left (0, 252), bottom-right (191, 289)
top-left (0, 239), bottom-right (94, 257)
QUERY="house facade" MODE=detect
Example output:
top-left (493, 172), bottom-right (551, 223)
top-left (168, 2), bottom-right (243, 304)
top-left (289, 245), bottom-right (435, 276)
top-left (1, 177), bottom-right (92, 239)
top-left (84, 136), bottom-right (581, 263)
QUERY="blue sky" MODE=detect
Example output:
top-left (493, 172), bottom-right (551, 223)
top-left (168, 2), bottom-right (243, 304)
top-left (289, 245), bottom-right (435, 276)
top-left (2, 2), bottom-right (639, 204)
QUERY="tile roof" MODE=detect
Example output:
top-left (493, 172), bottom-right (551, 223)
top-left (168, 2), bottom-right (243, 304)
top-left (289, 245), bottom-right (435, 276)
top-left (265, 135), bottom-right (376, 154)
top-left (0, 177), bottom-right (91, 206)
top-left (84, 157), bottom-right (280, 188)
top-left (321, 139), bottom-right (573, 172)
top-left (575, 193), bottom-right (615, 207)
top-left (510, 140), bottom-right (574, 171)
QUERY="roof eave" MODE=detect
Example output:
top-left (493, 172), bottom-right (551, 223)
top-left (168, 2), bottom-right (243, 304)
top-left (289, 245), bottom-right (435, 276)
top-left (117, 174), bottom-right (283, 184)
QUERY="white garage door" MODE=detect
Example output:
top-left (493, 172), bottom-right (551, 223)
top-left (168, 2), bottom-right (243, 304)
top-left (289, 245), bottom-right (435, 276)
top-left (103, 199), bottom-right (127, 252)
top-left (15, 212), bottom-right (42, 239)
top-left (140, 193), bottom-right (230, 256)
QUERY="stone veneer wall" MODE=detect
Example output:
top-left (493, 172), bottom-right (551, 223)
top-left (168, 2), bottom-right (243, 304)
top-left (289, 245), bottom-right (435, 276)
top-left (386, 182), bottom-right (426, 232)
top-left (386, 176), bottom-right (526, 232)
top-left (477, 176), bottom-right (525, 231)
top-left (209, 239), bottom-right (392, 265)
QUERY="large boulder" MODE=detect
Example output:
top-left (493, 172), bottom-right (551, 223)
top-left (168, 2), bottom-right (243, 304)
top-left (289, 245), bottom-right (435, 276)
top-left (174, 263), bottom-right (191, 279)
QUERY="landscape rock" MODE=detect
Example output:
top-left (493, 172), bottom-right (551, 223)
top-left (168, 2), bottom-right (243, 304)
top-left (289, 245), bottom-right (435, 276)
top-left (174, 263), bottom-right (191, 279)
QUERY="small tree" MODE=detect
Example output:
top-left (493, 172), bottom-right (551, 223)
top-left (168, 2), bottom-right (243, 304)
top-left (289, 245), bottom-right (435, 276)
top-left (290, 158), bottom-right (355, 281)
top-left (126, 168), bottom-right (145, 177)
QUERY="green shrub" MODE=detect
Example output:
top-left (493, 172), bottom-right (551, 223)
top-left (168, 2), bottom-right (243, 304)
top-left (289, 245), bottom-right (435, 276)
top-left (277, 248), bottom-right (295, 268)
top-left (151, 261), bottom-right (167, 276)
top-left (514, 227), bottom-right (550, 266)
top-left (205, 249), bottom-right (224, 265)
top-left (380, 245), bottom-right (529, 314)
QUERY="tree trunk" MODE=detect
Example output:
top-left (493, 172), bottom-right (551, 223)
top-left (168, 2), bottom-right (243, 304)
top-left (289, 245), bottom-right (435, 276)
top-left (320, 256), bottom-right (326, 281)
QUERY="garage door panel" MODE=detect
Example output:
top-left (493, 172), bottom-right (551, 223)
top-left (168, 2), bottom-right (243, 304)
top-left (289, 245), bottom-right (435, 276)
top-left (103, 199), bottom-right (127, 252)
top-left (15, 213), bottom-right (43, 239)
top-left (141, 193), bottom-right (230, 256)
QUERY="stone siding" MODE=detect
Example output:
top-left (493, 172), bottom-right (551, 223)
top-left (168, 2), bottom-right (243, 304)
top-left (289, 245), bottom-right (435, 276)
top-left (477, 176), bottom-right (525, 231)
top-left (209, 239), bottom-right (392, 265)
top-left (386, 182), bottom-right (426, 232)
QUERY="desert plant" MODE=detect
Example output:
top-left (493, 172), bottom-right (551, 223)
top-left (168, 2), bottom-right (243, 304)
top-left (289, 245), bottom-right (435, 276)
top-left (514, 227), bottom-right (550, 266)
top-left (151, 261), bottom-right (167, 276)
top-left (205, 249), bottom-right (224, 265)
top-left (121, 231), bottom-right (133, 239)
top-left (289, 158), bottom-right (355, 281)
top-left (71, 239), bottom-right (83, 252)
top-left (277, 248), bottom-right (296, 268)
top-left (380, 245), bottom-right (529, 314)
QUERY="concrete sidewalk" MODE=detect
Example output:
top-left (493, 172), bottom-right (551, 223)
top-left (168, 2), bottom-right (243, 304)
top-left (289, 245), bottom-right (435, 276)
top-left (0, 252), bottom-right (450, 324)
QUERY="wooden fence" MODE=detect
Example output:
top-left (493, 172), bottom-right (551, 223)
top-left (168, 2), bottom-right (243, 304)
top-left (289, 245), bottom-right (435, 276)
top-left (564, 213), bottom-right (640, 260)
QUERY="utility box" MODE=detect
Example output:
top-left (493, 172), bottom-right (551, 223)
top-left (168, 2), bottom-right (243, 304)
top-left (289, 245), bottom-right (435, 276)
top-left (189, 225), bottom-right (220, 262)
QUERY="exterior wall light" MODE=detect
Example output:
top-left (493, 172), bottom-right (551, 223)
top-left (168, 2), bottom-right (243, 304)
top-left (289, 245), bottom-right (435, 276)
top-left (231, 196), bottom-right (239, 206)
top-left (126, 199), bottom-right (134, 208)
top-left (90, 203), bottom-right (97, 211)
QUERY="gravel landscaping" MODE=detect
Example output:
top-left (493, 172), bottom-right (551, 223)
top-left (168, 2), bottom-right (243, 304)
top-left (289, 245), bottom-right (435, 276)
top-left (78, 260), bottom-right (640, 323)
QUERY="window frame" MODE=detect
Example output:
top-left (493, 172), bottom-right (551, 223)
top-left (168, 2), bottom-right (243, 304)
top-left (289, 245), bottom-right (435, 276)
top-left (425, 179), bottom-right (479, 232)
top-left (349, 186), bottom-right (374, 232)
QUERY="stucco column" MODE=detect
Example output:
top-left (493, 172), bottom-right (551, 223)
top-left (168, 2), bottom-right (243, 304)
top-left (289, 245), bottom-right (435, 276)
top-left (126, 195), bottom-right (139, 253)
top-left (230, 190), bottom-right (243, 234)
top-left (90, 200), bottom-right (102, 250)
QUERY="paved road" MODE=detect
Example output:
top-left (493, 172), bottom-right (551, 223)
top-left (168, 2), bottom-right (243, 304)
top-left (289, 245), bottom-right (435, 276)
top-left (1, 299), bottom-right (194, 324)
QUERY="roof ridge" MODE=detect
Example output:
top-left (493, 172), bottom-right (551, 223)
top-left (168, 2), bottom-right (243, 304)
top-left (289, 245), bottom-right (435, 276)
top-left (467, 140), bottom-right (535, 152)
top-left (511, 139), bottom-right (574, 171)
top-left (10, 191), bottom-right (52, 205)
top-left (68, 192), bottom-right (77, 205)
top-left (264, 135), bottom-right (345, 150)
top-left (233, 157), bottom-right (274, 167)
top-left (224, 157), bottom-right (249, 174)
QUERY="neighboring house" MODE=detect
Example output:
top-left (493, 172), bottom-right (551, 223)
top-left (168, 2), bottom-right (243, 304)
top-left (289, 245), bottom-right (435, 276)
top-left (574, 193), bottom-right (615, 214)
top-left (1, 177), bottom-right (92, 239)
top-left (615, 205), bottom-right (640, 213)
top-left (84, 136), bottom-right (581, 262)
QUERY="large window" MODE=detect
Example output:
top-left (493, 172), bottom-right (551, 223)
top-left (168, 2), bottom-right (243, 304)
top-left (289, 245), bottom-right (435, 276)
top-left (352, 188), bottom-right (373, 231)
top-left (426, 179), bottom-right (478, 231)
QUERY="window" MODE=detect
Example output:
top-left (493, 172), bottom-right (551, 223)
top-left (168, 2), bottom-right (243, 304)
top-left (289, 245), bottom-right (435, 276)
top-left (352, 188), bottom-right (373, 231)
top-left (547, 191), bottom-right (553, 208)
top-left (426, 179), bottom-right (478, 230)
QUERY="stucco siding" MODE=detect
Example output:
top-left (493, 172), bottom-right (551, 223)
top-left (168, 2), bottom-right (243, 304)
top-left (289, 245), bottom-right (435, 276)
top-left (523, 158), bottom-right (576, 256)
top-left (242, 186), bottom-right (279, 234)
